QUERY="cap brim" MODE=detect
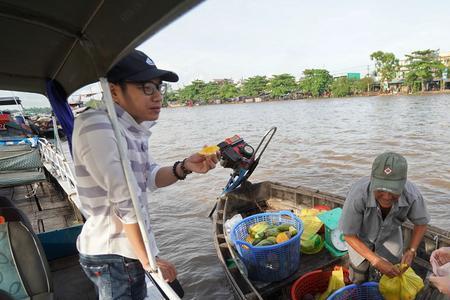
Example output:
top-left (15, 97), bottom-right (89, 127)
top-left (371, 176), bottom-right (406, 195)
top-left (126, 68), bottom-right (179, 82)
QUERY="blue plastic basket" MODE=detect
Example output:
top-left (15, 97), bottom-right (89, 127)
top-left (327, 282), bottom-right (384, 300)
top-left (230, 211), bottom-right (303, 282)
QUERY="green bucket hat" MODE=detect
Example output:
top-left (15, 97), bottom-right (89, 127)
top-left (370, 152), bottom-right (408, 195)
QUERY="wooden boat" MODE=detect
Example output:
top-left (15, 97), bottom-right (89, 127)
top-left (213, 181), bottom-right (450, 300)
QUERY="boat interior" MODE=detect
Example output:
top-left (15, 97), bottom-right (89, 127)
top-left (213, 181), bottom-right (450, 300)
top-left (0, 173), bottom-right (95, 299)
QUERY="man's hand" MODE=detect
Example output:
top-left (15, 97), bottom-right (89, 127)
top-left (184, 151), bottom-right (219, 174)
top-left (401, 249), bottom-right (415, 268)
top-left (142, 258), bottom-right (177, 282)
top-left (429, 275), bottom-right (450, 296)
top-left (371, 256), bottom-right (401, 278)
top-left (156, 257), bottom-right (177, 282)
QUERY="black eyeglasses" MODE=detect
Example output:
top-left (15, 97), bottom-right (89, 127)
top-left (129, 82), bottom-right (167, 95)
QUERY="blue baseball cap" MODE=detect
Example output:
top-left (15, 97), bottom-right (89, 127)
top-left (107, 50), bottom-right (179, 83)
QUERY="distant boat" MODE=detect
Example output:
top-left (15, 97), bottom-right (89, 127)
top-left (0, 97), bottom-right (65, 140)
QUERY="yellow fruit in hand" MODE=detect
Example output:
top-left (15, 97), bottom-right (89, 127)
top-left (198, 145), bottom-right (220, 155)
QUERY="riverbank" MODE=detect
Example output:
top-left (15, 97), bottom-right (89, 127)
top-left (166, 89), bottom-right (450, 108)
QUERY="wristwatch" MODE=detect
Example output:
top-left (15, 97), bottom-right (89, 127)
top-left (408, 247), bottom-right (417, 256)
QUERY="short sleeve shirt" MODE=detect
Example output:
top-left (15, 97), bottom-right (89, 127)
top-left (339, 176), bottom-right (430, 266)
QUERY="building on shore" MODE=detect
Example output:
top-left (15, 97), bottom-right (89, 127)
top-left (385, 50), bottom-right (450, 92)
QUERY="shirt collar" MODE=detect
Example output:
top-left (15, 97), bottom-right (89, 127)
top-left (113, 103), bottom-right (156, 136)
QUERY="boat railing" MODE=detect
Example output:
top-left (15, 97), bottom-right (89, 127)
top-left (38, 138), bottom-right (76, 190)
top-left (38, 138), bottom-right (83, 222)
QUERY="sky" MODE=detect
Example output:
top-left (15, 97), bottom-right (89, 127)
top-left (2, 0), bottom-right (450, 107)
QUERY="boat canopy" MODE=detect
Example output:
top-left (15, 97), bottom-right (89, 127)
top-left (0, 0), bottom-right (201, 96)
top-left (0, 0), bottom-right (202, 151)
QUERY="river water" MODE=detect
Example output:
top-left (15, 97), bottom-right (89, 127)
top-left (119, 94), bottom-right (450, 299)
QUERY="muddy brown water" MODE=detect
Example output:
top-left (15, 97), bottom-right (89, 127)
top-left (69, 94), bottom-right (450, 299)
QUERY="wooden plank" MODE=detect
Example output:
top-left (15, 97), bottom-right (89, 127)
top-left (39, 197), bottom-right (70, 210)
top-left (33, 206), bottom-right (73, 220)
top-left (39, 216), bottom-right (68, 232)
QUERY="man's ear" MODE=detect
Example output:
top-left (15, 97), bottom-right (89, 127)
top-left (109, 83), bottom-right (118, 98)
top-left (109, 83), bottom-right (121, 103)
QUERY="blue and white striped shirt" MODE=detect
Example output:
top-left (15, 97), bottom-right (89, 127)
top-left (73, 104), bottom-right (160, 259)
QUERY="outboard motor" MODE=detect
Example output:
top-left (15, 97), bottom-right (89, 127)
top-left (208, 127), bottom-right (276, 218)
top-left (218, 127), bottom-right (277, 194)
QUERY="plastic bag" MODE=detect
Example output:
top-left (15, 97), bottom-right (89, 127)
top-left (298, 208), bottom-right (323, 240)
top-left (225, 214), bottom-right (243, 247)
top-left (318, 266), bottom-right (345, 300)
top-left (379, 264), bottom-right (424, 300)
top-left (430, 247), bottom-right (450, 277)
top-left (225, 214), bottom-right (242, 235)
top-left (301, 233), bottom-right (324, 254)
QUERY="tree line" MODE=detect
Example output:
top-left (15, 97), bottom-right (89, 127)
top-left (164, 71), bottom-right (373, 105)
top-left (165, 49), bottom-right (448, 105)
top-left (370, 49), bottom-right (446, 92)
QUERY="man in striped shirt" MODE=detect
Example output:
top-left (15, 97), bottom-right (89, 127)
top-left (73, 50), bottom-right (218, 299)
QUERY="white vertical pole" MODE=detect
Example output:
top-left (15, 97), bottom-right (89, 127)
top-left (99, 77), bottom-right (180, 300)
top-left (51, 115), bottom-right (62, 153)
top-left (10, 92), bottom-right (29, 126)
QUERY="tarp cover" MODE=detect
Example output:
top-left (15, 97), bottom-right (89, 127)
top-left (46, 79), bottom-right (74, 152)
top-left (0, 145), bottom-right (45, 187)
top-left (0, 146), bottom-right (43, 171)
top-left (0, 0), bottom-right (201, 96)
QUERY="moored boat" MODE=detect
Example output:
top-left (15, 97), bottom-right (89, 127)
top-left (213, 181), bottom-right (450, 299)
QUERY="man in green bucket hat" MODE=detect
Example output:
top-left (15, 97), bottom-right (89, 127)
top-left (340, 152), bottom-right (430, 283)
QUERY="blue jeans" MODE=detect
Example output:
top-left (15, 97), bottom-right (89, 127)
top-left (79, 253), bottom-right (146, 300)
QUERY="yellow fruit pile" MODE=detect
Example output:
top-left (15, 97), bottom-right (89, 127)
top-left (245, 221), bottom-right (298, 247)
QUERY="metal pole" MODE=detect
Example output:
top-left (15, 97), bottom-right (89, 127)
top-left (99, 78), bottom-right (180, 300)
top-left (10, 92), bottom-right (29, 126)
top-left (51, 114), bottom-right (67, 161)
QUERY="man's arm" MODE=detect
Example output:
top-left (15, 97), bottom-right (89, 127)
top-left (408, 224), bottom-right (427, 251)
top-left (154, 152), bottom-right (219, 188)
top-left (401, 184), bottom-right (431, 266)
top-left (123, 223), bottom-right (150, 266)
top-left (401, 224), bottom-right (427, 266)
top-left (345, 235), bottom-right (401, 277)
top-left (123, 223), bottom-right (177, 282)
top-left (154, 165), bottom-right (182, 188)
